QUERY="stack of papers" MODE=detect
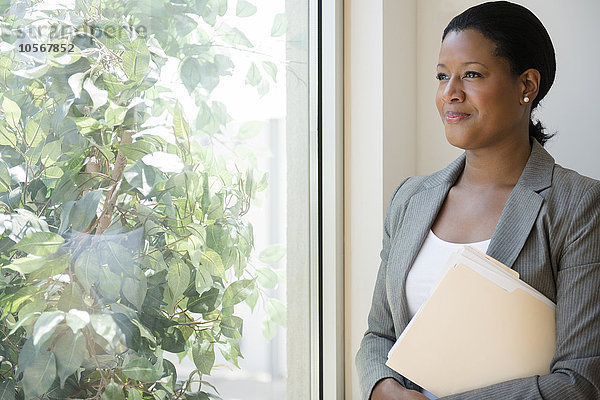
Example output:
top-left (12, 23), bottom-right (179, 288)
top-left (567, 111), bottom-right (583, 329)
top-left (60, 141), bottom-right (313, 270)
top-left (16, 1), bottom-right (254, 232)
top-left (386, 246), bottom-right (556, 397)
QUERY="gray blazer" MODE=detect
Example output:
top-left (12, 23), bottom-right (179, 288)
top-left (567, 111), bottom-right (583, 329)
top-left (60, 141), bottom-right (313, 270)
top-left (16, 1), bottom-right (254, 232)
top-left (355, 140), bottom-right (600, 400)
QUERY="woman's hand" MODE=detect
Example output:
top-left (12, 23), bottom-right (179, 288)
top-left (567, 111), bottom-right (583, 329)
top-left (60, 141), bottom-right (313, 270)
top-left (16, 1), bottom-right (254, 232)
top-left (371, 378), bottom-right (430, 400)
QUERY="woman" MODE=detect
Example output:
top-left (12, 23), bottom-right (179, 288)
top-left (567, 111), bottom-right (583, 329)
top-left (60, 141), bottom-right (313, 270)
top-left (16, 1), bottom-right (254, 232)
top-left (355, 2), bottom-right (600, 399)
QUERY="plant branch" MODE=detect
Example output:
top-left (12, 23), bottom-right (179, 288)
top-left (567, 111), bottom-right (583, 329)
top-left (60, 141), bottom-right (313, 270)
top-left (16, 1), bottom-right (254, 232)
top-left (96, 130), bottom-right (132, 234)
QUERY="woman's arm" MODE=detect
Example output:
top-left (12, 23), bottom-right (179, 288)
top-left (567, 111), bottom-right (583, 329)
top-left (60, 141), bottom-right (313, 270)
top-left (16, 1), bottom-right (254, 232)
top-left (356, 180), bottom-right (421, 399)
top-left (439, 182), bottom-right (600, 400)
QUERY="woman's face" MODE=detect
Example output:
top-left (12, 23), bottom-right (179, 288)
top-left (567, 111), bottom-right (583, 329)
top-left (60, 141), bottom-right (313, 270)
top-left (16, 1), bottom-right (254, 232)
top-left (435, 29), bottom-right (528, 150)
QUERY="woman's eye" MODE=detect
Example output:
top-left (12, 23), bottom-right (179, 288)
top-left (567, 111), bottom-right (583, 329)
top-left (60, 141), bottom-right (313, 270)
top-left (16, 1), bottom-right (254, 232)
top-left (464, 71), bottom-right (481, 78)
top-left (436, 73), bottom-right (448, 81)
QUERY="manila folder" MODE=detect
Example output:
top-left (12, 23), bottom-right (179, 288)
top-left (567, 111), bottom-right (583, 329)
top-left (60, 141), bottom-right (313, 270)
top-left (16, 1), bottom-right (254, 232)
top-left (386, 263), bottom-right (555, 397)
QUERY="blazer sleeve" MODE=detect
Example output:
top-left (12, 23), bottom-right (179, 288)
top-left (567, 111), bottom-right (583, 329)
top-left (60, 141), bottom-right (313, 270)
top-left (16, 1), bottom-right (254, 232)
top-left (440, 182), bottom-right (600, 400)
top-left (355, 179), bottom-right (421, 399)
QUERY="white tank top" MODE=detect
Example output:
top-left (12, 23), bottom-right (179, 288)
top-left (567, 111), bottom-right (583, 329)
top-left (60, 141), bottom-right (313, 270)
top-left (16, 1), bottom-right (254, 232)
top-left (405, 230), bottom-right (491, 400)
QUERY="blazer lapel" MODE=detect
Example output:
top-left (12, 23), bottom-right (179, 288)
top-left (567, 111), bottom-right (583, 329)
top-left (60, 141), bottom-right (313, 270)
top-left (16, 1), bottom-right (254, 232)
top-left (388, 155), bottom-right (465, 331)
top-left (389, 141), bottom-right (555, 330)
top-left (486, 140), bottom-right (555, 267)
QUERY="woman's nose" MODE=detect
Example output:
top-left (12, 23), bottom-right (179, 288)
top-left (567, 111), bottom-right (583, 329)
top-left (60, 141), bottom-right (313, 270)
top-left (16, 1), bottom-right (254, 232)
top-left (441, 76), bottom-right (465, 103)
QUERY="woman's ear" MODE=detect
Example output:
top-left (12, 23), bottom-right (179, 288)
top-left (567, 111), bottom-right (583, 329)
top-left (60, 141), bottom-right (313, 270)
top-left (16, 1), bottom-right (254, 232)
top-left (520, 68), bottom-right (541, 105)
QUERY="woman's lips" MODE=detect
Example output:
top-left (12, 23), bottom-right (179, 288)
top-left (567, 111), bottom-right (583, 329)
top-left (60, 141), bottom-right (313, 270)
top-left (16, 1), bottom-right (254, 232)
top-left (445, 112), bottom-right (471, 123)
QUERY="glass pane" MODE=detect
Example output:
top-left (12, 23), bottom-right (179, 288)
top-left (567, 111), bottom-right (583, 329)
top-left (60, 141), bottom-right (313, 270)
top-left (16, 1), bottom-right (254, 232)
top-left (0, 0), bottom-right (310, 399)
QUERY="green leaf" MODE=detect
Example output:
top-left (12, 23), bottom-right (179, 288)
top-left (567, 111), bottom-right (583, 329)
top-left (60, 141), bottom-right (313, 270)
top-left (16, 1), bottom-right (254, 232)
top-left (40, 140), bottom-right (62, 166)
top-left (215, 0), bottom-right (227, 16)
top-left (51, 97), bottom-right (74, 133)
top-left (122, 38), bottom-right (150, 83)
top-left (142, 152), bottom-right (184, 173)
top-left (54, 330), bottom-right (86, 388)
top-left (3, 255), bottom-right (46, 274)
top-left (173, 102), bottom-right (190, 145)
top-left (221, 27), bottom-right (253, 48)
top-left (0, 159), bottom-right (10, 192)
top-left (236, 0), bottom-right (256, 17)
top-left (98, 241), bottom-right (136, 276)
top-left (245, 286), bottom-right (259, 311)
top-left (17, 338), bottom-right (36, 373)
top-left (128, 388), bottom-right (144, 400)
top-left (220, 314), bottom-right (242, 338)
top-left (167, 261), bottom-right (190, 309)
top-left (180, 57), bottom-right (202, 94)
top-left (192, 340), bottom-right (214, 375)
top-left (123, 161), bottom-right (159, 197)
top-left (103, 72), bottom-right (135, 98)
top-left (256, 172), bottom-right (269, 192)
top-left (90, 313), bottom-right (119, 347)
top-left (122, 275), bottom-right (147, 310)
top-left (174, 14), bottom-right (199, 37)
top-left (267, 298), bottom-right (286, 326)
top-left (194, 266), bottom-right (213, 295)
top-left (256, 267), bottom-right (278, 289)
top-left (18, 296), bottom-right (44, 319)
top-left (161, 326), bottom-right (186, 353)
top-left (218, 339), bottom-right (242, 368)
top-left (105, 103), bottom-right (128, 128)
top-left (83, 78), bottom-right (108, 111)
top-left (196, 60), bottom-right (218, 93)
top-left (74, 249), bottom-right (101, 292)
top-left (262, 61), bottom-right (278, 82)
top-left (258, 244), bottom-right (286, 264)
top-left (118, 140), bottom-right (156, 161)
top-left (1, 96), bottom-right (21, 130)
top-left (0, 286), bottom-right (39, 317)
top-left (57, 284), bottom-right (85, 313)
top-left (98, 266), bottom-right (121, 302)
top-left (0, 124), bottom-right (16, 147)
top-left (238, 121), bottom-right (264, 139)
top-left (271, 13), bottom-right (288, 37)
top-left (258, 79), bottom-right (270, 96)
top-left (68, 72), bottom-right (85, 98)
top-left (101, 381), bottom-right (125, 400)
top-left (0, 124), bottom-right (16, 148)
top-left (13, 64), bottom-right (50, 79)
top-left (69, 190), bottom-right (102, 231)
top-left (201, 250), bottom-right (225, 279)
top-left (122, 358), bottom-right (162, 382)
top-left (32, 310), bottom-right (65, 347)
top-left (22, 351), bottom-right (56, 399)
top-left (28, 254), bottom-right (70, 281)
top-left (14, 232), bottom-right (64, 256)
top-left (0, 380), bottom-right (15, 400)
top-left (65, 309), bottom-right (90, 333)
top-left (25, 112), bottom-right (50, 147)
top-left (245, 62), bottom-right (261, 86)
top-left (12, 64), bottom-right (50, 79)
top-left (214, 54), bottom-right (234, 76)
top-left (222, 279), bottom-right (255, 308)
top-left (188, 287), bottom-right (219, 313)
top-left (112, 313), bottom-right (141, 350)
top-left (74, 116), bottom-right (104, 135)
top-left (9, 312), bottom-right (40, 336)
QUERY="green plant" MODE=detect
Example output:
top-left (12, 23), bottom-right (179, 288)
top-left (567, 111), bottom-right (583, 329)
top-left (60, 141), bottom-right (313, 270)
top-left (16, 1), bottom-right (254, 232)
top-left (0, 0), bottom-right (286, 398)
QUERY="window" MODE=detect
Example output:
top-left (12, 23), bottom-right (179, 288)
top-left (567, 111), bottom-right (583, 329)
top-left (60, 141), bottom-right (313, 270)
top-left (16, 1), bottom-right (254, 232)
top-left (0, 0), bottom-right (322, 398)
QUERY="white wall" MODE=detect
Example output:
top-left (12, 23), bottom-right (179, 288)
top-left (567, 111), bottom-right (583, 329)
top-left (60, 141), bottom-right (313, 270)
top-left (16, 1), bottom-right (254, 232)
top-left (345, 1), bottom-right (600, 398)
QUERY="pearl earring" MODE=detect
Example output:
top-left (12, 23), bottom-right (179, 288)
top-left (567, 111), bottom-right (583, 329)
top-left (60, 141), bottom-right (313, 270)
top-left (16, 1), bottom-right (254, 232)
top-left (523, 96), bottom-right (530, 103)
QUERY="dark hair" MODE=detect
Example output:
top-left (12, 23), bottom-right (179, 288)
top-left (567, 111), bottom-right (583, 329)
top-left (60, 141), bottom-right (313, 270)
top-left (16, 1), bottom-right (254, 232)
top-left (442, 1), bottom-right (556, 146)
